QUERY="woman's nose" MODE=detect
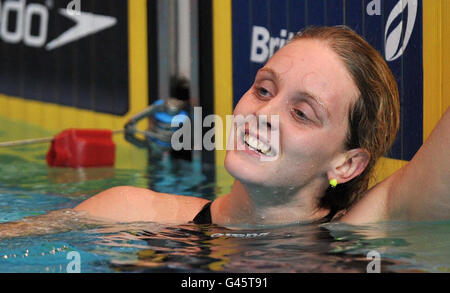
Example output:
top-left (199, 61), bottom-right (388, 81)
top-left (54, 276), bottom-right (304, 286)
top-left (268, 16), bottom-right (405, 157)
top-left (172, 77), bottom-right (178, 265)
top-left (253, 98), bottom-right (281, 130)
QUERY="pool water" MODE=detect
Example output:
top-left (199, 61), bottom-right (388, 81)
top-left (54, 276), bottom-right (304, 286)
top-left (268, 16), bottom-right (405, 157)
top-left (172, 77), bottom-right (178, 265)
top-left (0, 143), bottom-right (450, 273)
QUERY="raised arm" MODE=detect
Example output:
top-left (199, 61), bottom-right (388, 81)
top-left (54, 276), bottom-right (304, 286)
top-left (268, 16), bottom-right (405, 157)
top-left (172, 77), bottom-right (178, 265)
top-left (341, 107), bottom-right (450, 224)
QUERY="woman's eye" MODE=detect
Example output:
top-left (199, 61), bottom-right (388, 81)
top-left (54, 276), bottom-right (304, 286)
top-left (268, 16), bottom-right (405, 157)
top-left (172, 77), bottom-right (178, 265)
top-left (293, 109), bottom-right (309, 121)
top-left (257, 87), bottom-right (271, 97)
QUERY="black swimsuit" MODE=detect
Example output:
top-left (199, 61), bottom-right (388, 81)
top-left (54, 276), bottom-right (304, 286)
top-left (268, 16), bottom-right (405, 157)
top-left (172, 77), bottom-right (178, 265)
top-left (192, 201), bottom-right (213, 224)
top-left (191, 201), bottom-right (338, 225)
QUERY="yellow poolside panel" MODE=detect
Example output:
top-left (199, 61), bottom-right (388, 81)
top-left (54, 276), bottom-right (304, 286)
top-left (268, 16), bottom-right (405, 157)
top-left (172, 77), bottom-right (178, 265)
top-left (8, 96), bottom-right (25, 122)
top-left (423, 0), bottom-right (449, 142)
top-left (213, 0), bottom-right (234, 163)
top-left (25, 98), bottom-right (43, 130)
top-left (442, 0), bottom-right (450, 112)
top-left (213, 0), bottom-right (235, 193)
top-left (423, 0), bottom-right (443, 141)
top-left (0, 96), bottom-right (8, 117)
top-left (370, 157), bottom-right (408, 188)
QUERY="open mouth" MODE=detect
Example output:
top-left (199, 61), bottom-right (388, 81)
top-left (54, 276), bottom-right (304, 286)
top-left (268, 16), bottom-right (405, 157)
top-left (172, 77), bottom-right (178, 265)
top-left (242, 130), bottom-right (277, 157)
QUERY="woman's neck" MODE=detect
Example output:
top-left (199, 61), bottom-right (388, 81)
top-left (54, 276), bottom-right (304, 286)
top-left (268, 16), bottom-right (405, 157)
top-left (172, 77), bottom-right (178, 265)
top-left (211, 180), bottom-right (330, 226)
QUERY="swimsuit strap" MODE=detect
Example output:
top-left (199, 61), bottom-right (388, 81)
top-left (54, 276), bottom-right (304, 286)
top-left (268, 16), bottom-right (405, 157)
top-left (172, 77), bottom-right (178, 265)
top-left (192, 201), bottom-right (212, 224)
top-left (191, 201), bottom-right (340, 225)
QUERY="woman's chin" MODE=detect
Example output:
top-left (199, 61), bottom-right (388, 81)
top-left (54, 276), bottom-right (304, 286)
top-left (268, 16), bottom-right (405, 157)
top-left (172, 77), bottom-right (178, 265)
top-left (224, 150), bottom-right (275, 185)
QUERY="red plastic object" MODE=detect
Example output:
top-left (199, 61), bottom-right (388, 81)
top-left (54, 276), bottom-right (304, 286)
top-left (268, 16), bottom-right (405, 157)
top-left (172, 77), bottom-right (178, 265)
top-left (46, 129), bottom-right (116, 168)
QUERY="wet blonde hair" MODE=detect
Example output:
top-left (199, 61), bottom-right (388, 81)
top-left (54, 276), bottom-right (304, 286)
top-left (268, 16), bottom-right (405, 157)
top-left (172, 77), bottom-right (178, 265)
top-left (291, 26), bottom-right (400, 215)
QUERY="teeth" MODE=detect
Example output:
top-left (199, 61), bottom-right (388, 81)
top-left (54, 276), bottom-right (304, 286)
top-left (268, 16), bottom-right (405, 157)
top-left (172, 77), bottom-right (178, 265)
top-left (244, 134), bottom-right (271, 155)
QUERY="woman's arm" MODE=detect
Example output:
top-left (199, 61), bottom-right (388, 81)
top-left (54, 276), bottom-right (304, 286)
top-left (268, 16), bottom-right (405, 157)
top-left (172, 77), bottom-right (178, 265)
top-left (0, 209), bottom-right (97, 239)
top-left (0, 187), bottom-right (209, 239)
top-left (74, 186), bottom-right (210, 223)
top-left (341, 107), bottom-right (450, 224)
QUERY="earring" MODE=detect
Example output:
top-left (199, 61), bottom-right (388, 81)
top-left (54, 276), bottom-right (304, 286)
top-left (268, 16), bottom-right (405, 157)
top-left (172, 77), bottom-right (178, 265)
top-left (329, 178), bottom-right (338, 188)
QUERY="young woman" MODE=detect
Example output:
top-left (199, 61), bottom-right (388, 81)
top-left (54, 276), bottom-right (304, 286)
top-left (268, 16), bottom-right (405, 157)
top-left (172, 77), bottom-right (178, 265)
top-left (73, 26), bottom-right (450, 227)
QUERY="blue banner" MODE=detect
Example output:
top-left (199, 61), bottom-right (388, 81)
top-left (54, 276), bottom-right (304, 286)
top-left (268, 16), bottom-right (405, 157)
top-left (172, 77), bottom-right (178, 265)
top-left (232, 0), bottom-right (423, 161)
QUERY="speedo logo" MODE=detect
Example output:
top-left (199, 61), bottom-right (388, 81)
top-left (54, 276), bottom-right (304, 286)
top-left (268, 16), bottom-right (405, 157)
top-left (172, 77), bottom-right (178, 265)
top-left (0, 0), bottom-right (117, 50)
top-left (210, 232), bottom-right (270, 238)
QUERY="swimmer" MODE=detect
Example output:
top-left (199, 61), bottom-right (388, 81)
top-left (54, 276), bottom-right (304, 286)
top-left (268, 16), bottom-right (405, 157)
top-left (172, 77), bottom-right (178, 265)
top-left (73, 26), bottom-right (450, 227)
top-left (1, 26), bottom-right (448, 238)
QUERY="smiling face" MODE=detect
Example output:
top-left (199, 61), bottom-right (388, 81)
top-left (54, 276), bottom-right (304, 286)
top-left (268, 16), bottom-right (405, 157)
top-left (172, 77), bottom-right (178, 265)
top-left (224, 39), bottom-right (360, 189)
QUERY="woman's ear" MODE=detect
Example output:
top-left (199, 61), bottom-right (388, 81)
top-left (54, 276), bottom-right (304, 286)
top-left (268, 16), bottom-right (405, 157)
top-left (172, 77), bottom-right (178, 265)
top-left (328, 149), bottom-right (370, 185)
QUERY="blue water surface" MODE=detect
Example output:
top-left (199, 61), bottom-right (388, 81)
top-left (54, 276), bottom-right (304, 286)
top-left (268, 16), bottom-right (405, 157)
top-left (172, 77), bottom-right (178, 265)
top-left (0, 146), bottom-right (449, 273)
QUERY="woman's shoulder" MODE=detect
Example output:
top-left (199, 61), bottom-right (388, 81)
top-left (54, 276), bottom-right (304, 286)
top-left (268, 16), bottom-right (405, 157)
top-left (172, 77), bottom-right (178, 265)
top-left (74, 186), bottom-right (210, 224)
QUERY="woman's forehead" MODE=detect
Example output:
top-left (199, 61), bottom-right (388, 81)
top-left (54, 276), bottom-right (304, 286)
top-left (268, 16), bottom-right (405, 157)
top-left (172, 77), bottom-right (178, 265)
top-left (266, 40), bottom-right (348, 84)
top-left (264, 40), bottom-right (359, 114)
